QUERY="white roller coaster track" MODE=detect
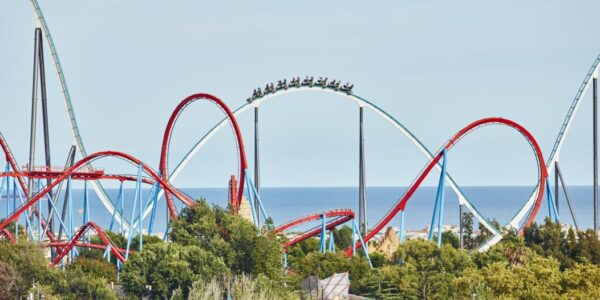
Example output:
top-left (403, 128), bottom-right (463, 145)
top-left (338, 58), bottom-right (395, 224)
top-left (29, 0), bottom-right (129, 231)
top-left (508, 55), bottom-right (600, 232)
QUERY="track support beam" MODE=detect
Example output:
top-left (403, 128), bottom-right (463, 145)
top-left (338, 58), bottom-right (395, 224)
top-left (254, 107), bottom-right (261, 227)
top-left (594, 77), bottom-right (598, 233)
top-left (37, 28), bottom-right (53, 236)
top-left (555, 163), bottom-right (559, 215)
top-left (27, 28), bottom-right (43, 237)
top-left (556, 162), bottom-right (580, 231)
top-left (459, 204), bottom-right (464, 249)
top-left (358, 106), bottom-right (367, 235)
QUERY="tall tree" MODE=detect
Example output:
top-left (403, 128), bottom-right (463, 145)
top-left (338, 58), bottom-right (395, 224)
top-left (461, 212), bottom-right (476, 249)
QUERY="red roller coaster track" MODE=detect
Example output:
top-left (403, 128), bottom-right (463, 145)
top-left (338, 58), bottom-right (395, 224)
top-left (0, 150), bottom-right (195, 233)
top-left (275, 209), bottom-right (355, 250)
top-left (342, 117), bottom-right (547, 255)
top-left (50, 221), bottom-right (126, 266)
top-left (0, 171), bottom-right (156, 184)
top-left (278, 210), bottom-right (355, 250)
top-left (47, 241), bottom-right (130, 254)
top-left (0, 133), bottom-right (58, 244)
top-left (159, 93), bottom-right (248, 219)
top-left (275, 209), bottom-right (355, 233)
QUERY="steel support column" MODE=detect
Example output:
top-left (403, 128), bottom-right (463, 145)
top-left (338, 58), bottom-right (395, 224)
top-left (359, 106), bottom-right (367, 235)
top-left (555, 162), bottom-right (559, 215)
top-left (556, 161), bottom-right (580, 231)
top-left (254, 107), bottom-right (260, 227)
top-left (27, 28), bottom-right (41, 236)
top-left (594, 77), bottom-right (598, 233)
top-left (58, 146), bottom-right (76, 241)
top-left (37, 28), bottom-right (53, 235)
top-left (459, 204), bottom-right (464, 249)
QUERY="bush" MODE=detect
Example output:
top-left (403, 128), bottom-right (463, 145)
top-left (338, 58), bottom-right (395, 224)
top-left (181, 274), bottom-right (300, 300)
top-left (68, 256), bottom-right (116, 280)
top-left (58, 269), bottom-right (118, 300)
top-left (294, 252), bottom-right (372, 289)
top-left (121, 242), bottom-right (228, 298)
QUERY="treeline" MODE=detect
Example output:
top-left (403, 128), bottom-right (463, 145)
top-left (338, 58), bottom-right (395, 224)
top-left (285, 216), bottom-right (600, 299)
top-left (0, 200), bottom-right (296, 299)
top-left (3, 202), bottom-right (600, 299)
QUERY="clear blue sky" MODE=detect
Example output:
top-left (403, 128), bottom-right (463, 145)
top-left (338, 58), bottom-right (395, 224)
top-left (0, 1), bottom-right (599, 188)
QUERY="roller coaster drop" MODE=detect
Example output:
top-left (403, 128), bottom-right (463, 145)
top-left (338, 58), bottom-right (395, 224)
top-left (0, 0), bottom-right (598, 269)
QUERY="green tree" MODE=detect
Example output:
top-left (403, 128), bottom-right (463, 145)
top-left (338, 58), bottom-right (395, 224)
top-left (332, 225), bottom-right (353, 250)
top-left (452, 253), bottom-right (562, 299)
top-left (81, 230), bottom-right (128, 263)
top-left (131, 234), bottom-right (164, 251)
top-left (359, 277), bottom-right (402, 300)
top-left (369, 252), bottom-right (387, 268)
top-left (251, 231), bottom-right (284, 279)
top-left (0, 260), bottom-right (19, 299)
top-left (294, 252), bottom-right (371, 289)
top-left (524, 218), bottom-right (574, 269)
top-left (461, 212), bottom-right (476, 249)
top-left (473, 232), bottom-right (530, 268)
top-left (434, 230), bottom-right (460, 248)
top-left (392, 239), bottom-right (473, 298)
top-left (0, 240), bottom-right (57, 298)
top-left (476, 219), bottom-right (501, 246)
top-left (57, 269), bottom-right (118, 300)
top-left (169, 199), bottom-right (282, 279)
top-left (286, 238), bottom-right (319, 268)
top-left (0, 240), bottom-right (118, 299)
top-left (357, 265), bottom-right (415, 299)
top-left (573, 229), bottom-right (600, 265)
top-left (68, 256), bottom-right (117, 280)
top-left (121, 242), bottom-right (228, 299)
top-left (26, 283), bottom-right (61, 300)
top-left (560, 263), bottom-right (600, 298)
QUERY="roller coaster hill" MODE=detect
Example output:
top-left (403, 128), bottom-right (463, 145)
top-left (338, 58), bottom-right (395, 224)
top-left (2, 0), bottom-right (600, 272)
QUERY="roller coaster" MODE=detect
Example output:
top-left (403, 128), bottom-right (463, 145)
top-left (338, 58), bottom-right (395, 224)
top-left (0, 0), bottom-right (599, 270)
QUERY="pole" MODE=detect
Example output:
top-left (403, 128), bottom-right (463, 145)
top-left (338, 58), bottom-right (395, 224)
top-left (399, 210), bottom-right (405, 243)
top-left (137, 165), bottom-right (143, 252)
top-left (319, 212), bottom-right (326, 253)
top-left (359, 106), bottom-right (367, 235)
top-left (436, 150), bottom-right (447, 248)
top-left (555, 162), bottom-right (559, 215)
top-left (41, 146), bottom-right (74, 249)
top-left (254, 107), bottom-right (260, 227)
top-left (57, 146), bottom-right (76, 241)
top-left (556, 162), bottom-right (580, 231)
top-left (594, 77), bottom-right (598, 233)
top-left (109, 181), bottom-right (124, 233)
top-left (28, 28), bottom-right (41, 236)
top-left (459, 204), bottom-right (464, 249)
top-left (67, 176), bottom-right (73, 262)
top-left (37, 28), bottom-right (53, 235)
top-left (83, 180), bottom-right (89, 242)
top-left (351, 220), bottom-right (356, 256)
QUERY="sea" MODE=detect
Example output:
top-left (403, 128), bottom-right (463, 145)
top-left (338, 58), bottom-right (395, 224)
top-left (5, 186), bottom-right (597, 235)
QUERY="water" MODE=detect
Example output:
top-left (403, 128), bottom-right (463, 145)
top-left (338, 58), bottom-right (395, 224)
top-left (4, 186), bottom-right (597, 235)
